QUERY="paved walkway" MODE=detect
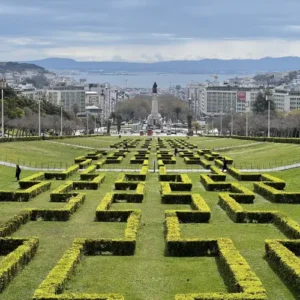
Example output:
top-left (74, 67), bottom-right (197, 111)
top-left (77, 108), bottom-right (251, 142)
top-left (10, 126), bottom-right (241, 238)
top-left (0, 161), bottom-right (64, 171)
top-left (1, 159), bottom-right (300, 173)
top-left (46, 140), bottom-right (99, 150)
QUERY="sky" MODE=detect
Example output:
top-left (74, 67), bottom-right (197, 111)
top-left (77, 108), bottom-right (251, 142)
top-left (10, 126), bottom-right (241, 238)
top-left (1, 0), bottom-right (300, 62)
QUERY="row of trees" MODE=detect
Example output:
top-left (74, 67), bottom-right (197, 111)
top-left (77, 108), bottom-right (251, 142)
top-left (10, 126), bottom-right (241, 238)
top-left (1, 88), bottom-right (84, 137)
top-left (209, 92), bottom-right (300, 137)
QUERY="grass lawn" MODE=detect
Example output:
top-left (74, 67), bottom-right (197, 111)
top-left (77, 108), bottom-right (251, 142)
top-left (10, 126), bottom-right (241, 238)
top-left (0, 137), bottom-right (300, 299)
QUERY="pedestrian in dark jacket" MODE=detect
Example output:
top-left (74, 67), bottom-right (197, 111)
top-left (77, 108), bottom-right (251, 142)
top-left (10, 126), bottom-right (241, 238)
top-left (222, 158), bottom-right (227, 172)
top-left (16, 165), bottom-right (21, 181)
top-left (174, 147), bottom-right (178, 156)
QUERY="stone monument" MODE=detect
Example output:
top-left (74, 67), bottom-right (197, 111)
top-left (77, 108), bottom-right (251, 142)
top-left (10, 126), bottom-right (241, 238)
top-left (147, 82), bottom-right (162, 128)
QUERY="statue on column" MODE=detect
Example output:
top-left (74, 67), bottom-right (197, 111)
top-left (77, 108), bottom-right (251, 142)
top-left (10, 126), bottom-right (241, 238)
top-left (152, 82), bottom-right (158, 94)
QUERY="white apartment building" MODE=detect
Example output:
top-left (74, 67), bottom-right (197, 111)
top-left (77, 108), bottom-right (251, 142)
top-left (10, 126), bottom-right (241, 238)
top-left (288, 91), bottom-right (300, 110)
top-left (187, 83), bottom-right (205, 118)
top-left (85, 91), bottom-right (101, 106)
top-left (203, 86), bottom-right (261, 115)
top-left (46, 86), bottom-right (85, 113)
top-left (89, 85), bottom-right (119, 119)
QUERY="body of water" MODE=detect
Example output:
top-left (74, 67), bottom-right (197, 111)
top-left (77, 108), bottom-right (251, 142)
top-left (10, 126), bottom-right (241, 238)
top-left (69, 72), bottom-right (249, 88)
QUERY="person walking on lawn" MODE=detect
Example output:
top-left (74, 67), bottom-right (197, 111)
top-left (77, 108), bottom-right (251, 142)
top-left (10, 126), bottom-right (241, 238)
top-left (15, 165), bottom-right (21, 181)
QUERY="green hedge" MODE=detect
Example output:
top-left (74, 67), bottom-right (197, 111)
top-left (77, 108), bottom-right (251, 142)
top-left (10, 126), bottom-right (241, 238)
top-left (0, 237), bottom-right (39, 292)
top-left (73, 174), bottom-right (106, 190)
top-left (0, 210), bottom-right (31, 237)
top-left (31, 193), bottom-right (86, 221)
top-left (265, 239), bottom-right (300, 293)
top-left (164, 216), bottom-right (266, 299)
top-left (44, 165), bottom-right (79, 180)
top-left (200, 175), bottom-right (231, 191)
top-left (254, 182), bottom-right (300, 203)
top-left (0, 181), bottom-right (51, 202)
top-left (227, 167), bottom-right (261, 181)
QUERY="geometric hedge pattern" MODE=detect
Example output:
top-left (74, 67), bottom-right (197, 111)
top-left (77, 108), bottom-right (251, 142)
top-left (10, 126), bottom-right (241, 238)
top-left (0, 137), bottom-right (300, 299)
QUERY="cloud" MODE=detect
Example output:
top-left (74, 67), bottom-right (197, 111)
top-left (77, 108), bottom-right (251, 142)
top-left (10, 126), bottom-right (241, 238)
top-left (1, 0), bottom-right (300, 61)
top-left (2, 38), bottom-right (298, 62)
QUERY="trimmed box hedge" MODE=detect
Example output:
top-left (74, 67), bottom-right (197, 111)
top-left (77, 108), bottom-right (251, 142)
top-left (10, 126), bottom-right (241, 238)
top-left (31, 193), bottom-right (86, 221)
top-left (0, 237), bottom-right (39, 292)
top-left (0, 181), bottom-right (51, 202)
top-left (73, 174), bottom-right (106, 190)
top-left (44, 165), bottom-right (79, 180)
top-left (265, 239), bottom-right (300, 293)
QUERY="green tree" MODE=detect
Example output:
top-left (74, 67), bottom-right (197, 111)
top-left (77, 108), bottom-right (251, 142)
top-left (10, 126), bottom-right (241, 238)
top-left (252, 92), bottom-right (275, 114)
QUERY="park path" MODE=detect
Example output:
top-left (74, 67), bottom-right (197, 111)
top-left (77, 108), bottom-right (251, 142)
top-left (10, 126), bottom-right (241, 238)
top-left (1, 159), bottom-right (300, 173)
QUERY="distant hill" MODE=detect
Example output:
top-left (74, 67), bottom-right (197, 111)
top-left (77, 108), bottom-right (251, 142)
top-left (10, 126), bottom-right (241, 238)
top-left (25, 56), bottom-right (300, 74)
top-left (0, 62), bottom-right (47, 73)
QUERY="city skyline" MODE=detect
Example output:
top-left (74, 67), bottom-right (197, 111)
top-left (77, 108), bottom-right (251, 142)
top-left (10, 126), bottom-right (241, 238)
top-left (1, 0), bottom-right (300, 62)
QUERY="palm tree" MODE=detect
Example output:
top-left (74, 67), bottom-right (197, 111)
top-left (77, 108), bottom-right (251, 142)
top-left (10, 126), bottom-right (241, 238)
top-left (192, 121), bottom-right (201, 134)
top-left (110, 112), bottom-right (116, 123)
top-left (174, 107), bottom-right (182, 124)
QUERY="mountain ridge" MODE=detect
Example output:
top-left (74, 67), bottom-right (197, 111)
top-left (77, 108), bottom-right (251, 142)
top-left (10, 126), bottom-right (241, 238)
top-left (23, 56), bottom-right (300, 74)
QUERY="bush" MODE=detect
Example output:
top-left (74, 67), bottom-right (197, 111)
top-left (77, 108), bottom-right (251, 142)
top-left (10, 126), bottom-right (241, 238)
top-left (0, 237), bottom-right (39, 292)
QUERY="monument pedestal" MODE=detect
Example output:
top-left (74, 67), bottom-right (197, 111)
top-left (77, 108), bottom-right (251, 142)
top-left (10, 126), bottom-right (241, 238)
top-left (147, 93), bottom-right (162, 128)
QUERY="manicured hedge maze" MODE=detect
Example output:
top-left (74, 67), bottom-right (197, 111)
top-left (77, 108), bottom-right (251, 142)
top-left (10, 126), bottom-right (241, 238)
top-left (1, 137), bottom-right (300, 299)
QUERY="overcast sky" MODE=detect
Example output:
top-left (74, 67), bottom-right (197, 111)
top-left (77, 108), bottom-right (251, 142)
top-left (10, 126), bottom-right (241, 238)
top-left (1, 0), bottom-right (300, 62)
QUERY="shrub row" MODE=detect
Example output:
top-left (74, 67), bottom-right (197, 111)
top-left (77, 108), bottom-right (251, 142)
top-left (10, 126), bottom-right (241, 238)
top-left (184, 157), bottom-right (201, 165)
top-left (0, 237), bottom-right (39, 292)
top-left (265, 239), bottom-right (300, 293)
top-left (254, 182), bottom-right (300, 203)
top-left (200, 175), bottom-right (231, 191)
top-left (50, 182), bottom-right (73, 202)
top-left (165, 194), bottom-right (211, 223)
top-left (31, 193), bottom-right (86, 221)
top-left (0, 210), bottom-right (31, 237)
top-left (78, 159), bottom-right (93, 169)
top-left (73, 174), bottom-right (106, 190)
top-left (164, 217), bottom-right (266, 299)
top-left (223, 135), bottom-right (300, 145)
top-left (80, 165), bottom-right (97, 179)
top-left (200, 159), bottom-right (211, 169)
top-left (218, 193), bottom-right (300, 238)
top-left (44, 165), bottom-right (79, 180)
top-left (0, 181), bottom-right (51, 202)
top-left (210, 166), bottom-right (226, 180)
top-left (105, 156), bottom-right (123, 164)
top-left (227, 167), bottom-right (261, 181)
top-left (116, 173), bottom-right (146, 182)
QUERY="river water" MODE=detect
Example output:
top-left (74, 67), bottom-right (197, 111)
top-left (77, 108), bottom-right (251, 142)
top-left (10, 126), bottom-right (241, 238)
top-left (70, 72), bottom-right (245, 88)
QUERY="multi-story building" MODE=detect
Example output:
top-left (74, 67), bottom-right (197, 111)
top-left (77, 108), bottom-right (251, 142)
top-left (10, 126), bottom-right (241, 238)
top-left (287, 91), bottom-right (300, 111)
top-left (187, 83), bottom-right (205, 119)
top-left (203, 86), bottom-right (260, 115)
top-left (85, 91), bottom-right (101, 106)
top-left (46, 86), bottom-right (85, 113)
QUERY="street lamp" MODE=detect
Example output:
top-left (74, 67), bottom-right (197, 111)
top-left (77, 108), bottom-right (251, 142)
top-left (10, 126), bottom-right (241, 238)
top-left (245, 101), bottom-right (249, 137)
top-left (86, 112), bottom-right (89, 135)
top-left (267, 95), bottom-right (271, 138)
top-left (60, 106), bottom-right (63, 136)
top-left (220, 111), bottom-right (223, 136)
top-left (0, 78), bottom-right (7, 138)
top-left (38, 99), bottom-right (41, 137)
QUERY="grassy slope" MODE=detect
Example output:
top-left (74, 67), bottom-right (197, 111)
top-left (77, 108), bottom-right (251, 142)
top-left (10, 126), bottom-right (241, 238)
top-left (0, 137), bottom-right (299, 299)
